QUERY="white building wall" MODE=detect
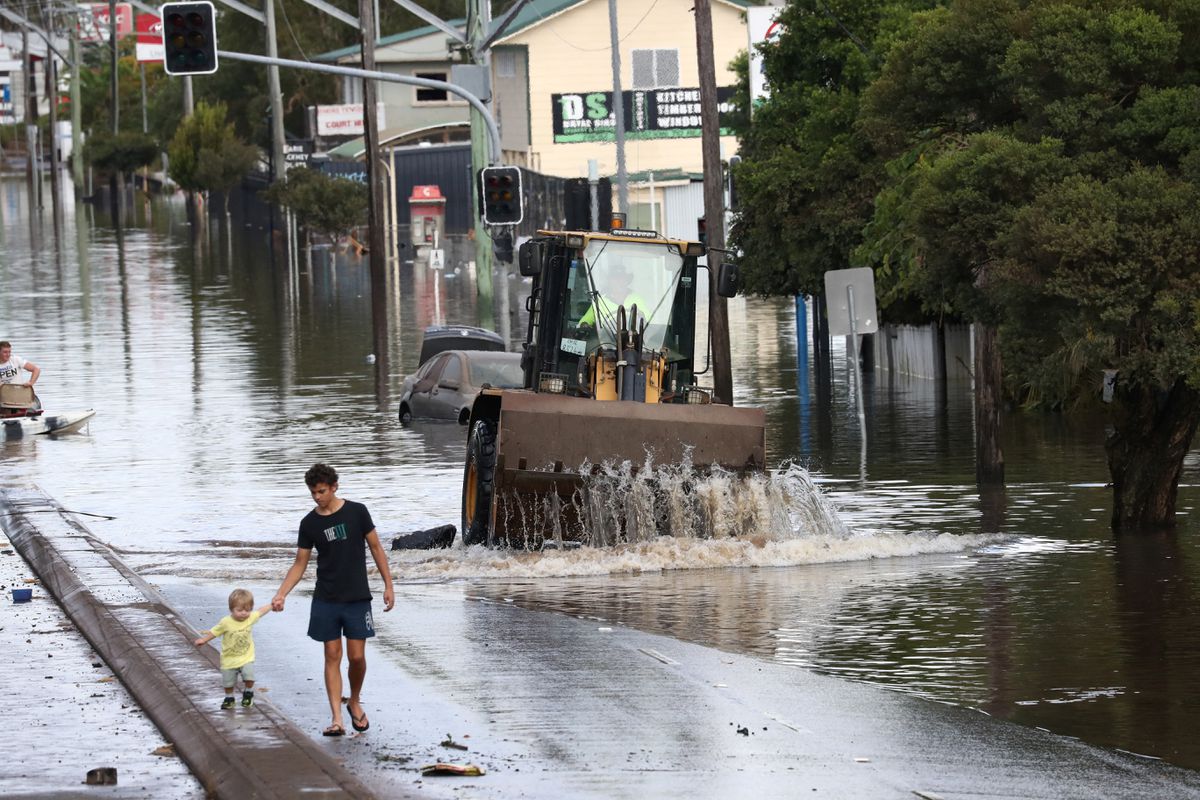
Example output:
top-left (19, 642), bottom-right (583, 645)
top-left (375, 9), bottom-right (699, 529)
top-left (662, 181), bottom-right (705, 242)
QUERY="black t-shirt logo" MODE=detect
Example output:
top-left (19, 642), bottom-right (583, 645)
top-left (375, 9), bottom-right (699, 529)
top-left (323, 523), bottom-right (348, 542)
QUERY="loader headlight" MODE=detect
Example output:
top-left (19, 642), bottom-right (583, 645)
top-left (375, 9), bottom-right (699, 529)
top-left (540, 373), bottom-right (568, 394)
top-left (685, 386), bottom-right (711, 405)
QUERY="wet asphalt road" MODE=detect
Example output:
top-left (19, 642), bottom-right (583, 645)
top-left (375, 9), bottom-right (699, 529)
top-left (160, 576), bottom-right (1200, 800)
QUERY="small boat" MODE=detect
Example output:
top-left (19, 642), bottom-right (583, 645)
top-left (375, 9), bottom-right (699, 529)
top-left (1, 409), bottom-right (96, 439)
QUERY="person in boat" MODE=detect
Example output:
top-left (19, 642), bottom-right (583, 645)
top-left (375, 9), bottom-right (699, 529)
top-left (0, 340), bottom-right (41, 413)
top-left (271, 463), bottom-right (395, 737)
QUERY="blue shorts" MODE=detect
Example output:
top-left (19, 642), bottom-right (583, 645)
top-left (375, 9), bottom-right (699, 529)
top-left (308, 598), bottom-right (375, 642)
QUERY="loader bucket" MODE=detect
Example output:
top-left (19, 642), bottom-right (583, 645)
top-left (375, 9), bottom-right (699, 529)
top-left (484, 391), bottom-right (765, 549)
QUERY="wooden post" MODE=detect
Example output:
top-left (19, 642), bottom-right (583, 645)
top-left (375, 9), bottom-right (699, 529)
top-left (358, 0), bottom-right (390, 404)
top-left (108, 0), bottom-right (121, 224)
top-left (45, 7), bottom-right (62, 216)
top-left (469, 0), bottom-right (494, 328)
top-left (693, 0), bottom-right (733, 405)
top-left (974, 322), bottom-right (1005, 485)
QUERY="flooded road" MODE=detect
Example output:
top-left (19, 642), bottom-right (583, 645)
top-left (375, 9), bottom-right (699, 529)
top-left (4, 180), bottom-right (1200, 777)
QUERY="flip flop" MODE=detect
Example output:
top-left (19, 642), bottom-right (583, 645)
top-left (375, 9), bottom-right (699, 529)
top-left (322, 724), bottom-right (345, 737)
top-left (346, 699), bottom-right (370, 732)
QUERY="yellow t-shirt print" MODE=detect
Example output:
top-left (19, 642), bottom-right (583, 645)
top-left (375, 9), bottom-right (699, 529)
top-left (210, 611), bottom-right (263, 670)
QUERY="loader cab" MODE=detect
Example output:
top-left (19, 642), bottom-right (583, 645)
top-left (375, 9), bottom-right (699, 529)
top-left (520, 230), bottom-right (700, 401)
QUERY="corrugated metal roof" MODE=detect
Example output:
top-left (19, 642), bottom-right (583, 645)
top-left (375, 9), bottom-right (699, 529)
top-left (315, 18), bottom-right (466, 63)
top-left (497, 0), bottom-right (753, 42)
top-left (316, 0), bottom-right (753, 61)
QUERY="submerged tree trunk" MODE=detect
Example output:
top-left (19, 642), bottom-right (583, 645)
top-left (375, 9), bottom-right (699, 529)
top-left (974, 323), bottom-right (1004, 485)
top-left (1106, 377), bottom-right (1200, 533)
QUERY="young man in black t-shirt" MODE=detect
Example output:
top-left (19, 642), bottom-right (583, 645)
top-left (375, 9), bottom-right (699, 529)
top-left (272, 463), bottom-right (395, 737)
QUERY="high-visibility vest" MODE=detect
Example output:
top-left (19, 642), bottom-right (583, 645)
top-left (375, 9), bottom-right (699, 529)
top-left (579, 292), bottom-right (649, 327)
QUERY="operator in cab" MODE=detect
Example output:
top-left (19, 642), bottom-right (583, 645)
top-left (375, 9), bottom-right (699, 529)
top-left (579, 268), bottom-right (648, 334)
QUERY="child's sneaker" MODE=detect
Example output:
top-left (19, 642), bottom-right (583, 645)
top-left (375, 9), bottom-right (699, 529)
top-left (221, 696), bottom-right (236, 710)
top-left (241, 691), bottom-right (254, 708)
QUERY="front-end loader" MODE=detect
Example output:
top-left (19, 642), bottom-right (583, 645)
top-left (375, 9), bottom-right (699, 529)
top-left (461, 225), bottom-right (766, 548)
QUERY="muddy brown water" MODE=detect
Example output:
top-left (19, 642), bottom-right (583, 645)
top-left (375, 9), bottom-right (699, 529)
top-left (4, 181), bottom-right (1200, 772)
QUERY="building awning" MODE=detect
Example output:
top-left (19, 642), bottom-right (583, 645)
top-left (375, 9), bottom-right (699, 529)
top-left (324, 122), bottom-right (471, 160)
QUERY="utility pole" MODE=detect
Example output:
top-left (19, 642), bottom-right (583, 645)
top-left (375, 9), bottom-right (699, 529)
top-left (693, 0), bottom-right (733, 405)
top-left (70, 16), bottom-right (83, 189)
top-left (44, 5), bottom-right (61, 214)
top-left (468, 0), bottom-right (494, 328)
top-left (109, 0), bottom-right (121, 222)
top-left (262, 0), bottom-right (286, 181)
top-left (606, 0), bottom-right (627, 214)
top-left (358, 0), bottom-right (390, 401)
top-left (22, 27), bottom-right (37, 204)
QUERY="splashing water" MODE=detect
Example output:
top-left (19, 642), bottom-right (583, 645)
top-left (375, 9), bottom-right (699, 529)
top-left (494, 458), bottom-right (850, 550)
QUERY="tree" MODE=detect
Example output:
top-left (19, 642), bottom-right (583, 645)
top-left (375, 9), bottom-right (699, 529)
top-left (84, 131), bottom-right (161, 174)
top-left (730, 0), bottom-right (938, 300)
top-left (261, 167), bottom-right (367, 242)
top-left (168, 101), bottom-right (260, 212)
top-left (857, 0), bottom-right (1200, 531)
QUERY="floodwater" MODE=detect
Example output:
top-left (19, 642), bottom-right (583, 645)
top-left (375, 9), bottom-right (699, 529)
top-left (4, 179), bottom-right (1200, 778)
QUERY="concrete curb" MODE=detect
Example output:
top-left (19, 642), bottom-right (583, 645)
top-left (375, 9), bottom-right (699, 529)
top-left (1, 487), bottom-right (376, 800)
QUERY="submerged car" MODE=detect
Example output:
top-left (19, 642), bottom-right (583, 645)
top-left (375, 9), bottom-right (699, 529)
top-left (399, 350), bottom-right (524, 424)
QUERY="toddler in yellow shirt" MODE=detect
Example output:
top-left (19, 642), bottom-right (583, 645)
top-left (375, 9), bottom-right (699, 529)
top-left (195, 588), bottom-right (272, 709)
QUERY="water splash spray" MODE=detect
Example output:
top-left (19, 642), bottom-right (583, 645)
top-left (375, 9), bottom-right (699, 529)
top-left (495, 455), bottom-right (848, 550)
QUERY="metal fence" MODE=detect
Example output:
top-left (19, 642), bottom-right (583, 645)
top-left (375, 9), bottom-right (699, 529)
top-left (317, 147), bottom-right (612, 236)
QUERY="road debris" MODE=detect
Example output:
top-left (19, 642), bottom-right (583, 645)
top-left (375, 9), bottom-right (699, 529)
top-left (421, 763), bottom-right (485, 777)
top-left (440, 734), bottom-right (469, 751)
top-left (85, 767), bottom-right (118, 785)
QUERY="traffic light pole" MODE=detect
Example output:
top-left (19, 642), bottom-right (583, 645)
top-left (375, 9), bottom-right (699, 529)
top-left (216, 50), bottom-right (502, 163)
top-left (262, 0), bottom-right (286, 182)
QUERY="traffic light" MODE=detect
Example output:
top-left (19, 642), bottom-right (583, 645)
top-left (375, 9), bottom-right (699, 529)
top-left (479, 166), bottom-right (523, 226)
top-left (162, 2), bottom-right (218, 76)
top-left (697, 216), bottom-right (707, 247)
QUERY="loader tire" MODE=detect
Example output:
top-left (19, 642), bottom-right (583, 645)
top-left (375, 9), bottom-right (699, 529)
top-left (461, 418), bottom-right (497, 546)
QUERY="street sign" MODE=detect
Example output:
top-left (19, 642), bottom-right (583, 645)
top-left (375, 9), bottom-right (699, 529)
top-left (429, 249), bottom-right (445, 270)
top-left (78, 3), bottom-right (133, 43)
top-left (823, 268), bottom-right (878, 337)
top-left (283, 140), bottom-right (313, 170)
top-left (135, 13), bottom-right (163, 63)
top-left (315, 103), bottom-right (387, 136)
top-left (747, 7), bottom-right (783, 110)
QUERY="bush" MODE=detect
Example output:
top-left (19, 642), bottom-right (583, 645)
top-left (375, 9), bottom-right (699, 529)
top-left (261, 167), bottom-right (367, 242)
top-left (84, 130), bottom-right (159, 174)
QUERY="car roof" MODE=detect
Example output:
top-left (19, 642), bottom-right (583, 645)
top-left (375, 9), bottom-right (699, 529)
top-left (437, 350), bottom-right (522, 362)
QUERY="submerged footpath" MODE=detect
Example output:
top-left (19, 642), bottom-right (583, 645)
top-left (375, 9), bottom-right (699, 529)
top-left (0, 487), bottom-right (380, 800)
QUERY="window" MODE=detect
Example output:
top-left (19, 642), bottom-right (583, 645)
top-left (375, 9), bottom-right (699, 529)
top-left (631, 49), bottom-right (679, 89)
top-left (413, 355), bottom-right (446, 393)
top-left (343, 76), bottom-right (364, 104)
top-left (495, 50), bottom-right (517, 79)
top-left (628, 202), bottom-right (661, 232)
top-left (440, 355), bottom-right (463, 386)
top-left (415, 71), bottom-right (449, 103)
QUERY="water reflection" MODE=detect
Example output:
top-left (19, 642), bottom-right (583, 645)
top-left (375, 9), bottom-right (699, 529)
top-left (4, 183), bottom-right (1200, 771)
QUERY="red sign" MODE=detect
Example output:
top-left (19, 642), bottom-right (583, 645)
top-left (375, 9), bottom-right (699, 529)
top-left (78, 4), bottom-right (134, 43)
top-left (135, 13), bottom-right (163, 63)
